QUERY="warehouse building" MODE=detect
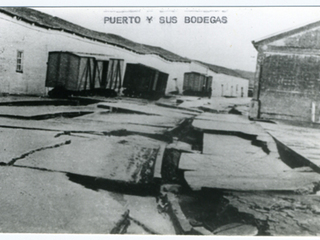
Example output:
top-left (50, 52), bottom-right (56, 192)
top-left (0, 7), bottom-right (190, 97)
top-left (0, 7), bottom-right (249, 99)
top-left (250, 20), bottom-right (320, 123)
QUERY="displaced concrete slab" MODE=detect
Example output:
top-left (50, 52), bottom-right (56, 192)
top-left (76, 112), bottom-right (181, 128)
top-left (0, 166), bottom-right (176, 234)
top-left (98, 101), bottom-right (198, 118)
top-left (0, 96), bottom-right (77, 105)
top-left (0, 103), bottom-right (194, 138)
top-left (98, 102), bottom-right (160, 115)
top-left (167, 193), bottom-right (193, 233)
top-left (124, 195), bottom-right (176, 234)
top-left (0, 117), bottom-right (170, 136)
top-left (153, 144), bottom-right (167, 179)
top-left (193, 119), bottom-right (259, 135)
top-left (0, 105), bottom-right (97, 119)
top-left (203, 134), bottom-right (264, 155)
top-left (259, 122), bottom-right (320, 171)
top-left (176, 97), bottom-right (251, 113)
top-left (0, 128), bottom-right (71, 164)
top-left (18, 135), bottom-right (162, 184)
top-left (196, 112), bottom-right (250, 124)
top-left (166, 141), bottom-right (193, 152)
top-left (192, 113), bottom-right (264, 136)
top-left (0, 166), bottom-right (126, 233)
top-left (179, 152), bottom-right (320, 192)
top-left (155, 101), bottom-right (203, 114)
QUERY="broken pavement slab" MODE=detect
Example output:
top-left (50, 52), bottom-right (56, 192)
top-left (259, 121), bottom-right (320, 172)
top-left (0, 128), bottom-right (71, 164)
top-left (0, 101), bottom-right (195, 138)
top-left (153, 144), bottom-right (167, 179)
top-left (0, 105), bottom-right (97, 119)
top-left (0, 166), bottom-right (176, 234)
top-left (192, 112), bottom-right (267, 137)
top-left (0, 96), bottom-right (81, 105)
top-left (17, 135), bottom-right (162, 184)
top-left (155, 101), bottom-right (204, 114)
top-left (97, 101), bottom-right (198, 118)
top-left (0, 117), bottom-right (171, 136)
top-left (76, 112), bottom-right (181, 129)
top-left (166, 193), bottom-right (193, 234)
top-left (125, 195), bottom-right (176, 234)
top-left (0, 166), bottom-right (126, 233)
top-left (179, 151), bottom-right (320, 192)
top-left (202, 133), bottom-right (266, 155)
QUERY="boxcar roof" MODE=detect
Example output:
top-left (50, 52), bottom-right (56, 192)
top-left (127, 62), bottom-right (168, 74)
top-left (71, 52), bottom-right (117, 61)
top-left (49, 51), bottom-right (116, 61)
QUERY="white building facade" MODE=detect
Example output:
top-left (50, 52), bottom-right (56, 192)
top-left (0, 8), bottom-right (248, 98)
top-left (0, 8), bottom-right (190, 96)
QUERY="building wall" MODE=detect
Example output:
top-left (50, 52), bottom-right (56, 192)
top-left (189, 61), bottom-right (209, 74)
top-left (211, 72), bottom-right (248, 98)
top-left (250, 25), bottom-right (320, 122)
top-left (254, 51), bottom-right (320, 122)
top-left (0, 13), bottom-right (190, 95)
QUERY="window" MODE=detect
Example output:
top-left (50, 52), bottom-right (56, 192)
top-left (16, 50), bottom-right (23, 73)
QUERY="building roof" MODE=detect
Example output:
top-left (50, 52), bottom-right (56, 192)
top-left (194, 60), bottom-right (245, 79)
top-left (0, 7), bottom-right (190, 63)
top-left (252, 19), bottom-right (320, 49)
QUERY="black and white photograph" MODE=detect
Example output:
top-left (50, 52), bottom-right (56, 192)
top-left (1, 2), bottom-right (320, 237)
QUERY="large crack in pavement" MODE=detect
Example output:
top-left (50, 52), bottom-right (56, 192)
top-left (0, 111), bottom-right (94, 120)
top-left (5, 140), bottom-right (72, 166)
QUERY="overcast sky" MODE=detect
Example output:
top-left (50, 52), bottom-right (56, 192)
top-left (34, 7), bottom-right (320, 72)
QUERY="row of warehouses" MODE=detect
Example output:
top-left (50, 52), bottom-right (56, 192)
top-left (0, 7), bottom-right (249, 99)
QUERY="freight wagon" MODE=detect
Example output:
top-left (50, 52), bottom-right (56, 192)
top-left (183, 72), bottom-right (212, 97)
top-left (122, 63), bottom-right (169, 100)
top-left (46, 51), bottom-right (124, 97)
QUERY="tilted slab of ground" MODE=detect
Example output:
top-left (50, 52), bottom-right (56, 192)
top-left (192, 112), bottom-right (266, 136)
top-left (17, 135), bottom-right (162, 184)
top-left (259, 122), bottom-right (320, 167)
top-left (0, 166), bottom-right (126, 233)
top-left (180, 152), bottom-right (320, 192)
top-left (76, 112), bottom-right (182, 128)
top-left (97, 102), bottom-right (198, 117)
top-left (0, 117), bottom-right (170, 135)
top-left (0, 165), bottom-right (176, 234)
top-left (0, 105), bottom-right (97, 118)
top-left (180, 132), bottom-right (320, 192)
top-left (0, 128), bottom-right (71, 164)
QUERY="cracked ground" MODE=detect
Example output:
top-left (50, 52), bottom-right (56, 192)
top-left (0, 97), bottom-right (190, 234)
top-left (0, 96), bottom-right (320, 235)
